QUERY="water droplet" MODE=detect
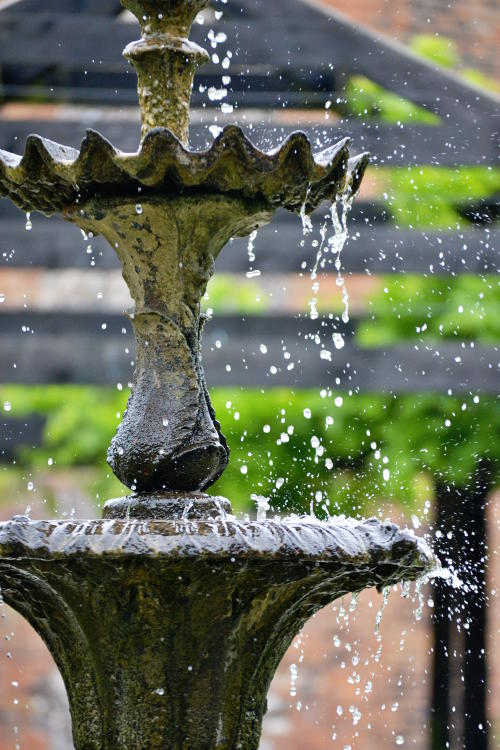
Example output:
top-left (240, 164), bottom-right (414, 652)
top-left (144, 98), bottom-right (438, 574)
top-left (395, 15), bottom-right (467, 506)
top-left (25, 212), bottom-right (32, 231)
top-left (3, 401), bottom-right (11, 412)
top-left (289, 663), bottom-right (298, 697)
top-left (135, 204), bottom-right (143, 215)
top-left (252, 494), bottom-right (270, 521)
top-left (332, 333), bottom-right (345, 349)
top-left (209, 125), bottom-right (223, 138)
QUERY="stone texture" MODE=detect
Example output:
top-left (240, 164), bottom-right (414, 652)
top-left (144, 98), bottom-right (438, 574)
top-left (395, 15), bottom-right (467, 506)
top-left (0, 515), bottom-right (434, 750)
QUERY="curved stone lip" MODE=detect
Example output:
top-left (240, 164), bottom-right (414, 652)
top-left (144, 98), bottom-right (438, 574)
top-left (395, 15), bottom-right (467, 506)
top-left (0, 125), bottom-right (369, 217)
top-left (0, 516), bottom-right (435, 574)
top-left (123, 34), bottom-right (210, 63)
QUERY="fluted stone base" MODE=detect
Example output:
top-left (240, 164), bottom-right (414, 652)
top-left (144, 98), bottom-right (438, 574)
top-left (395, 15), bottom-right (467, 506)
top-left (0, 515), bottom-right (434, 750)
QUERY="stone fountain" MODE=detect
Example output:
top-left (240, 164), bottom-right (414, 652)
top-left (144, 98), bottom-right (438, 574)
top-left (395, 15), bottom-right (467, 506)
top-left (0, 2), bottom-right (434, 749)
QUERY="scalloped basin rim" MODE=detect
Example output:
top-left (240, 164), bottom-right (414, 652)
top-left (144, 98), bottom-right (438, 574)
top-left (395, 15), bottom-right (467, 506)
top-left (0, 125), bottom-right (353, 171)
top-left (0, 124), bottom-right (369, 216)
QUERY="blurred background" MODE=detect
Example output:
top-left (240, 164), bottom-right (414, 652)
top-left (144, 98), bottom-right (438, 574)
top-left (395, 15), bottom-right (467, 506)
top-left (0, 0), bottom-right (499, 748)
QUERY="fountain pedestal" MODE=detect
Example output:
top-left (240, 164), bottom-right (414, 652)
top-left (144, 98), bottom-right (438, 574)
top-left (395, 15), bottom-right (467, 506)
top-left (70, 193), bottom-right (271, 492)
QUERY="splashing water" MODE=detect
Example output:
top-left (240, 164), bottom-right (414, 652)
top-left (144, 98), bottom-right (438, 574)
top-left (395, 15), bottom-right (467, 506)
top-left (247, 230), bottom-right (257, 263)
top-left (329, 194), bottom-right (353, 324)
top-left (251, 493), bottom-right (270, 521)
top-left (300, 190), bottom-right (313, 235)
top-left (245, 230), bottom-right (261, 278)
top-left (25, 212), bottom-right (32, 231)
top-left (374, 585), bottom-right (390, 636)
top-left (202, 5), bottom-right (234, 122)
top-left (289, 663), bottom-right (298, 697)
top-left (413, 578), bottom-right (425, 622)
top-left (305, 192), bottom-right (353, 335)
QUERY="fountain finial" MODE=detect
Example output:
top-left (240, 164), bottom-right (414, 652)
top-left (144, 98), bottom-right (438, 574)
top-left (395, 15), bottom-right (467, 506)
top-left (121, 0), bottom-right (210, 144)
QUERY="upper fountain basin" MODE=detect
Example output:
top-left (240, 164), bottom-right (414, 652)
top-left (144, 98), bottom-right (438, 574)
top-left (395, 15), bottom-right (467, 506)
top-left (0, 125), bottom-right (368, 217)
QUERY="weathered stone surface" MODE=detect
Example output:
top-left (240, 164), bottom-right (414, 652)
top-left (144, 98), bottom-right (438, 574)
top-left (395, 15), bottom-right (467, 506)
top-left (103, 492), bottom-right (232, 519)
top-left (122, 0), bottom-right (210, 143)
top-left (69, 193), bottom-right (271, 491)
top-left (0, 515), bottom-right (435, 750)
top-left (0, 126), bottom-right (366, 216)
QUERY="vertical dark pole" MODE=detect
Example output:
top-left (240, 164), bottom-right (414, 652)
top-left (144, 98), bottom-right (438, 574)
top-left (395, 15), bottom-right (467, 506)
top-left (463, 466), bottom-right (489, 750)
top-left (431, 466), bottom-right (490, 750)
top-left (430, 578), bottom-right (451, 750)
top-left (430, 484), bottom-right (453, 750)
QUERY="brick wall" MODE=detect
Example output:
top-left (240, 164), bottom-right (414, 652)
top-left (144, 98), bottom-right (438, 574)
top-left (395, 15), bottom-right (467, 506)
top-left (319, 0), bottom-right (500, 80)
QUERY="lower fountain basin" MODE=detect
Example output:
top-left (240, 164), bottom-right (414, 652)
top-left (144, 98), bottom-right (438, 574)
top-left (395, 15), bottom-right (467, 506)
top-left (0, 515), bottom-right (434, 750)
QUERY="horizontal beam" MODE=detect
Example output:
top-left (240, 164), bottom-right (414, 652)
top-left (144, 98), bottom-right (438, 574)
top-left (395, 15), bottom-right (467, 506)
top-left (0, 84), bottom-right (340, 112)
top-left (1, 4), bottom-right (499, 127)
top-left (0, 313), bottom-right (496, 391)
top-left (7, 0), bottom-right (121, 12)
top-left (0, 211), bottom-right (496, 275)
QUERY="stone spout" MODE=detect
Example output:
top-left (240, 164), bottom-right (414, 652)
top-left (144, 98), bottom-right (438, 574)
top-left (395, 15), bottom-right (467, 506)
top-left (0, 515), bottom-right (435, 750)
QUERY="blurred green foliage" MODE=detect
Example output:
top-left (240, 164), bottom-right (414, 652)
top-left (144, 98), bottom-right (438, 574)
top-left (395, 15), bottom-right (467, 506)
top-left (410, 34), bottom-right (500, 93)
top-left (354, 274), bottom-right (500, 491)
top-left (381, 166), bottom-right (500, 228)
top-left (358, 275), bottom-right (500, 347)
top-left (344, 33), bottom-right (500, 129)
top-left (2, 378), bottom-right (498, 515)
top-left (344, 75), bottom-right (439, 125)
top-left (203, 274), bottom-right (267, 314)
